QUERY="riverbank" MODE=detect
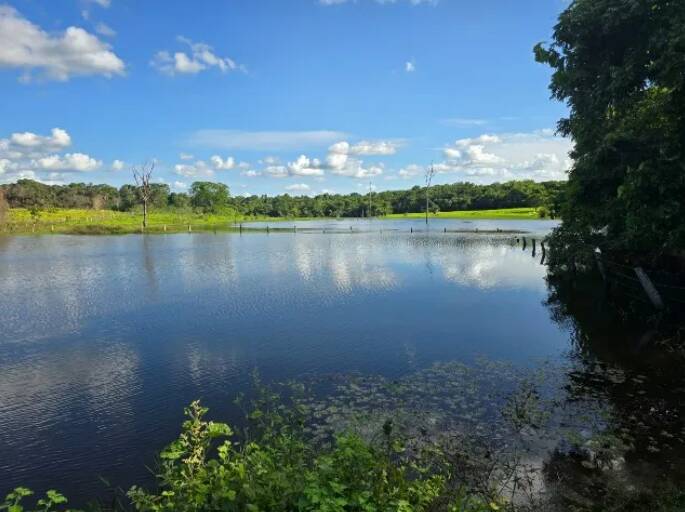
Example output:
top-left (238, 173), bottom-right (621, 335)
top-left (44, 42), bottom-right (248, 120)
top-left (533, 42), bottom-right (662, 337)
top-left (386, 207), bottom-right (543, 220)
top-left (1, 207), bottom-right (547, 235)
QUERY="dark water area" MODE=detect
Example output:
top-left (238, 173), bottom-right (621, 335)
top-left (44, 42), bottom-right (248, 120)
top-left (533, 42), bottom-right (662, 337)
top-left (0, 219), bottom-right (683, 505)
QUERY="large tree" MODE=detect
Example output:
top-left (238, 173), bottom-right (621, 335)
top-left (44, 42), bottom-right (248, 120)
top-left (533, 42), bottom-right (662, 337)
top-left (535, 0), bottom-right (685, 264)
top-left (190, 182), bottom-right (230, 213)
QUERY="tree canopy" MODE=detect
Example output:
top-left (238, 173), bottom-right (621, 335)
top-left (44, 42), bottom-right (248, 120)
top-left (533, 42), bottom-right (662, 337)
top-left (535, 0), bottom-right (685, 263)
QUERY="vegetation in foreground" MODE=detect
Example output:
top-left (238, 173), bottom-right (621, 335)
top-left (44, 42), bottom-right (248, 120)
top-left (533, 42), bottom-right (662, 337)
top-left (5, 357), bottom-right (685, 512)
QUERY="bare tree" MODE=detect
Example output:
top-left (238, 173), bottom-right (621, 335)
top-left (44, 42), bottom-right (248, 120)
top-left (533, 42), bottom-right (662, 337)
top-left (133, 161), bottom-right (154, 228)
top-left (424, 163), bottom-right (436, 225)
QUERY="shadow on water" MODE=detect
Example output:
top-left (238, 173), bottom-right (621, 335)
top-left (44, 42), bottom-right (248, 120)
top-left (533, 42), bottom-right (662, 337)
top-left (539, 275), bottom-right (685, 509)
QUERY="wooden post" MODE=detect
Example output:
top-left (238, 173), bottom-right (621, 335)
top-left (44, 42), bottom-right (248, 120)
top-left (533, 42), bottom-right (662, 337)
top-left (410, 227), bottom-right (413, 233)
top-left (522, 237), bottom-right (527, 250)
top-left (51, 225), bottom-right (54, 232)
top-left (594, 250), bottom-right (607, 282)
top-left (532, 238), bottom-right (536, 257)
top-left (239, 223), bottom-right (243, 234)
top-left (164, 224), bottom-right (167, 232)
top-left (266, 225), bottom-right (270, 234)
top-left (634, 267), bottom-right (664, 310)
top-left (444, 227), bottom-right (447, 233)
top-left (188, 224), bottom-right (192, 232)
top-left (294, 225), bottom-right (297, 233)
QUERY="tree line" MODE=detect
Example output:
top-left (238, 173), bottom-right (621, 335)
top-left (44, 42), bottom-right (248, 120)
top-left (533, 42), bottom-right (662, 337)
top-left (0, 178), bottom-right (565, 218)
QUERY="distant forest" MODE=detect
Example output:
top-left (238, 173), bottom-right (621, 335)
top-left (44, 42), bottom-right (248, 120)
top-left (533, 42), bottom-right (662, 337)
top-left (0, 179), bottom-right (565, 218)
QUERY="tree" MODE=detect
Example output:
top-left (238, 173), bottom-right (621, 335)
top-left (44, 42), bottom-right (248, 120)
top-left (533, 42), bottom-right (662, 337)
top-left (190, 182), bottom-right (230, 213)
top-left (424, 164), bottom-right (436, 225)
top-left (535, 0), bottom-right (685, 265)
top-left (133, 161), bottom-right (155, 228)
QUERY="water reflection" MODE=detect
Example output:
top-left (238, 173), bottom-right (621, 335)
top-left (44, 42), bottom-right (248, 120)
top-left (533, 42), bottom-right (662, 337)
top-left (0, 226), bottom-right (567, 501)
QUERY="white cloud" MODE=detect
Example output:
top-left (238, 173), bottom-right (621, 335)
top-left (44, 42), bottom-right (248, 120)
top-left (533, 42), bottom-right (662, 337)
top-left (189, 130), bottom-right (348, 151)
top-left (179, 152), bottom-right (194, 160)
top-left (111, 159), bottom-right (125, 171)
top-left (95, 22), bottom-right (116, 37)
top-left (241, 169), bottom-right (261, 177)
top-left (87, 0), bottom-right (111, 7)
top-left (285, 183), bottom-right (311, 192)
top-left (34, 153), bottom-right (101, 172)
top-left (417, 130), bottom-right (572, 183)
top-left (349, 140), bottom-right (399, 155)
top-left (405, 60), bottom-right (415, 73)
top-left (210, 155), bottom-right (236, 170)
top-left (0, 127), bottom-right (105, 183)
top-left (398, 164), bottom-right (423, 179)
top-left (152, 36), bottom-right (242, 76)
top-left (287, 155), bottom-right (324, 176)
top-left (0, 6), bottom-right (125, 81)
top-left (174, 160), bottom-right (214, 178)
top-left (9, 128), bottom-right (71, 152)
top-left (172, 181), bottom-right (188, 190)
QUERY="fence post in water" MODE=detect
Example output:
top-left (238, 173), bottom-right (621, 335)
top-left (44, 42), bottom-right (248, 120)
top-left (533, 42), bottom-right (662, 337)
top-left (444, 227), bottom-right (447, 233)
top-left (164, 224), bottom-right (167, 232)
top-left (266, 225), bottom-right (270, 234)
top-left (188, 224), bottom-right (192, 232)
top-left (522, 237), bottom-right (527, 250)
top-left (51, 225), bottom-right (54, 232)
top-left (239, 223), bottom-right (243, 234)
top-left (532, 238), bottom-right (536, 257)
top-left (294, 225), bottom-right (297, 233)
top-left (634, 267), bottom-right (664, 310)
top-left (594, 248), bottom-right (607, 282)
top-left (410, 226), bottom-right (413, 233)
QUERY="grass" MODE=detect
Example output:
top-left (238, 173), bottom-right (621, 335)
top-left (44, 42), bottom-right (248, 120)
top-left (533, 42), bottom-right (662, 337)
top-left (1, 206), bottom-right (547, 235)
top-left (1, 208), bottom-right (290, 235)
top-left (385, 207), bottom-right (544, 220)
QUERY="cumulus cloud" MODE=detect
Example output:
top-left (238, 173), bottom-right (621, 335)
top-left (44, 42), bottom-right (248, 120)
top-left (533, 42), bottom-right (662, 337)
top-left (210, 155), bottom-right (236, 170)
top-left (0, 128), bottom-right (103, 183)
top-left (174, 161), bottom-right (214, 178)
top-left (324, 140), bottom-right (390, 178)
top-left (405, 60), bottom-right (415, 73)
top-left (394, 130), bottom-right (572, 183)
top-left (111, 159), bottom-right (125, 171)
top-left (0, 6), bottom-right (125, 81)
top-left (174, 154), bottom-right (250, 177)
top-left (152, 36), bottom-right (242, 76)
top-left (287, 155), bottom-right (324, 177)
top-left (35, 153), bottom-right (101, 172)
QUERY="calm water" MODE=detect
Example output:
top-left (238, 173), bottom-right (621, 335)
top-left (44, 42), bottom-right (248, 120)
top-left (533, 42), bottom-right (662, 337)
top-left (0, 218), bottom-right (645, 501)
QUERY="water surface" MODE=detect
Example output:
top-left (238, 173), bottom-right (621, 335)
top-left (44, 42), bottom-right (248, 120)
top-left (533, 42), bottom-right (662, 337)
top-left (0, 219), bottom-right (571, 499)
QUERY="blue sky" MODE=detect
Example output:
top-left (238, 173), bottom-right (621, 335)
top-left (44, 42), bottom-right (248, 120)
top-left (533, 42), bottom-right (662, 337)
top-left (0, 0), bottom-right (571, 196)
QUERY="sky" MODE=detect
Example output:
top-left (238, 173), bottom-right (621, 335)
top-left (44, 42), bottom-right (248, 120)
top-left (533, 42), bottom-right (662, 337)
top-left (0, 0), bottom-right (572, 197)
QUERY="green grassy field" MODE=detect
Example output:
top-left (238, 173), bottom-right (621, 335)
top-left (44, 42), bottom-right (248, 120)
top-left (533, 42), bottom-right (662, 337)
top-left (1, 206), bottom-right (546, 234)
top-left (385, 207), bottom-right (542, 220)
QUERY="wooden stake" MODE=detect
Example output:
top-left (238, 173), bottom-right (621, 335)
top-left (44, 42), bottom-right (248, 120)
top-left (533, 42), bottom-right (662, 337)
top-left (634, 267), bottom-right (664, 310)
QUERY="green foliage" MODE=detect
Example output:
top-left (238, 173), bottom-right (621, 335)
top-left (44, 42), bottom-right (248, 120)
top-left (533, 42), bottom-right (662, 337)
top-left (535, 0), bottom-right (685, 264)
top-left (126, 399), bottom-right (493, 512)
top-left (190, 182), bottom-right (230, 213)
top-left (0, 179), bottom-right (564, 219)
top-left (1, 488), bottom-right (70, 512)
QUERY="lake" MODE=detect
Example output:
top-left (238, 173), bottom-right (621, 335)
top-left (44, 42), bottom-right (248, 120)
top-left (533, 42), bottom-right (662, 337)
top-left (1, 218), bottom-right (682, 504)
